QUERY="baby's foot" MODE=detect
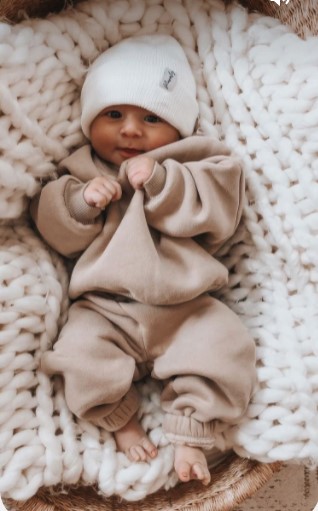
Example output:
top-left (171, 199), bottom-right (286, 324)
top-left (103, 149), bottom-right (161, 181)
top-left (174, 445), bottom-right (211, 485)
top-left (114, 414), bottom-right (158, 462)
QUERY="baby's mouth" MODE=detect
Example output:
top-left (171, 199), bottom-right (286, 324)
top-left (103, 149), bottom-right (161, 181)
top-left (118, 147), bottom-right (145, 158)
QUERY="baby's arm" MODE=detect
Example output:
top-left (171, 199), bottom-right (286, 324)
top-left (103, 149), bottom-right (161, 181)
top-left (30, 175), bottom-right (106, 258)
top-left (142, 155), bottom-right (244, 250)
top-left (123, 150), bottom-right (244, 251)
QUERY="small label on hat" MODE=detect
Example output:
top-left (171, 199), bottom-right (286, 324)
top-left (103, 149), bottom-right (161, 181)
top-left (160, 68), bottom-right (177, 91)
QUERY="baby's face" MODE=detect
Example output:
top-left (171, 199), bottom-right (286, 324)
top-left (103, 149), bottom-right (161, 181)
top-left (90, 104), bottom-right (180, 166)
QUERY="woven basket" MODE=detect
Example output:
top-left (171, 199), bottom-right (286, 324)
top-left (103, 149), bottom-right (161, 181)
top-left (0, 0), bottom-right (291, 509)
top-left (0, 0), bottom-right (74, 22)
top-left (5, 454), bottom-right (282, 511)
top-left (1, 0), bottom-right (316, 37)
top-left (237, 0), bottom-right (318, 38)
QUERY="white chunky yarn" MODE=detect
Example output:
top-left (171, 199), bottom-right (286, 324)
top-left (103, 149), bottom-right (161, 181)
top-left (0, 0), bottom-right (317, 501)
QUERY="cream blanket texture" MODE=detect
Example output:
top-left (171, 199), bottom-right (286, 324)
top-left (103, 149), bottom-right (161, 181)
top-left (0, 0), bottom-right (317, 501)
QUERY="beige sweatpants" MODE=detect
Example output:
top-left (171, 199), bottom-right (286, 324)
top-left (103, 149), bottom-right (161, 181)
top-left (41, 293), bottom-right (256, 448)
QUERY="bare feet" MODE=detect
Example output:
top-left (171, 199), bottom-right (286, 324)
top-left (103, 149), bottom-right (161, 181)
top-left (174, 445), bottom-right (211, 485)
top-left (114, 414), bottom-right (158, 462)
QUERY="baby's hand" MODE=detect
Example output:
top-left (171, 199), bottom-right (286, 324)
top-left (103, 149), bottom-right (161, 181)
top-left (125, 156), bottom-right (155, 190)
top-left (83, 176), bottom-right (122, 209)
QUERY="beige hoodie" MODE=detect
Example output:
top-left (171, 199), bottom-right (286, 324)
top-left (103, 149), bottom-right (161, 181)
top-left (30, 135), bottom-right (244, 305)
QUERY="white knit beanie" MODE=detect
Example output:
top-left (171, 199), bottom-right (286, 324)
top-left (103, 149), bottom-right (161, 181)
top-left (81, 34), bottom-right (199, 139)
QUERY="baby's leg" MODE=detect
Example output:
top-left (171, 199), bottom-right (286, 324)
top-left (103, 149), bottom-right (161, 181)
top-left (114, 414), bottom-right (158, 462)
top-left (174, 445), bottom-right (211, 485)
top-left (42, 298), bottom-right (144, 447)
top-left (149, 295), bottom-right (255, 483)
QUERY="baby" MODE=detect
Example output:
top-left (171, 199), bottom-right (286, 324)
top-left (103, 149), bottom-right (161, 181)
top-left (31, 34), bottom-right (256, 486)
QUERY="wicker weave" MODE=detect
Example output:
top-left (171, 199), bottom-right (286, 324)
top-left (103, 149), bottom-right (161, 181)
top-left (0, 0), bottom-right (77, 21)
top-left (3, 0), bottom-right (309, 508)
top-left (1, 0), bottom-right (317, 37)
top-left (238, 0), bottom-right (318, 37)
top-left (5, 454), bottom-right (282, 511)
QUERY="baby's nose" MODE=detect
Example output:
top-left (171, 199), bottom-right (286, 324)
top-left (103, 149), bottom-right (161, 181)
top-left (120, 118), bottom-right (142, 136)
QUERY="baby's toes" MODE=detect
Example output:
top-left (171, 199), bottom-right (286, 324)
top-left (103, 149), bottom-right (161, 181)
top-left (175, 461), bottom-right (191, 482)
top-left (141, 438), bottom-right (158, 459)
top-left (192, 463), bottom-right (211, 486)
top-left (128, 445), bottom-right (147, 462)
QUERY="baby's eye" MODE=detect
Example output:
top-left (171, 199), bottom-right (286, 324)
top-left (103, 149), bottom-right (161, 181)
top-left (105, 110), bottom-right (122, 119)
top-left (145, 114), bottom-right (162, 124)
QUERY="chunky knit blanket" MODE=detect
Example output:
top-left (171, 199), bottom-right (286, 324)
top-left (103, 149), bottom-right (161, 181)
top-left (0, 0), bottom-right (317, 501)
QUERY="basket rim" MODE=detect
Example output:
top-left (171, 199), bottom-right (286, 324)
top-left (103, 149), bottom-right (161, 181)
top-left (5, 453), bottom-right (282, 511)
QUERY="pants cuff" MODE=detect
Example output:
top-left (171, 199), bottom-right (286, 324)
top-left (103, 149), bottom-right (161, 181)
top-left (93, 386), bottom-right (140, 432)
top-left (163, 413), bottom-right (216, 449)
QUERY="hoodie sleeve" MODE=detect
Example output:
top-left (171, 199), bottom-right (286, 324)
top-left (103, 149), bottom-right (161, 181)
top-left (30, 175), bottom-right (104, 258)
top-left (143, 154), bottom-right (245, 253)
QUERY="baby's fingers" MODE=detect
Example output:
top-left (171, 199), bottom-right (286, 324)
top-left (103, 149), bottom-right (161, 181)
top-left (96, 185), bottom-right (120, 208)
top-left (127, 171), bottom-right (143, 190)
top-left (109, 180), bottom-right (122, 201)
top-left (94, 180), bottom-right (122, 206)
top-left (127, 168), bottom-right (149, 190)
top-left (86, 189), bottom-right (111, 209)
top-left (84, 178), bottom-right (122, 208)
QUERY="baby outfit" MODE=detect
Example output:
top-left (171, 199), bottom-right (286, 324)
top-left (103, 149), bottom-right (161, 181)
top-left (31, 34), bottom-right (256, 450)
top-left (31, 136), bottom-right (256, 448)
